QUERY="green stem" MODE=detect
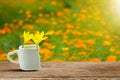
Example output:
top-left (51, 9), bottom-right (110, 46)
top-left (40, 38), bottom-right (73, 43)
top-left (22, 45), bottom-right (24, 48)
top-left (22, 42), bottom-right (24, 48)
top-left (36, 44), bottom-right (39, 48)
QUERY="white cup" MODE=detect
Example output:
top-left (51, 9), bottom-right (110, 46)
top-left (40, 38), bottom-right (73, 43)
top-left (7, 44), bottom-right (40, 70)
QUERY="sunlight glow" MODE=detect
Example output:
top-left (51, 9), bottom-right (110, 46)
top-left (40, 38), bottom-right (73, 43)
top-left (112, 0), bottom-right (120, 15)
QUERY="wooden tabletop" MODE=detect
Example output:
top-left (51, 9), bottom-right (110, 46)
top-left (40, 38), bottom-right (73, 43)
top-left (0, 62), bottom-right (120, 80)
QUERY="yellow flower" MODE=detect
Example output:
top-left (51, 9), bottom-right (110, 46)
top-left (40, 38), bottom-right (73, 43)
top-left (106, 55), bottom-right (116, 62)
top-left (23, 31), bottom-right (33, 44)
top-left (46, 30), bottom-right (54, 35)
top-left (22, 31), bottom-right (48, 48)
top-left (62, 47), bottom-right (69, 51)
top-left (89, 58), bottom-right (101, 62)
top-left (32, 31), bottom-right (48, 45)
top-left (103, 41), bottom-right (111, 46)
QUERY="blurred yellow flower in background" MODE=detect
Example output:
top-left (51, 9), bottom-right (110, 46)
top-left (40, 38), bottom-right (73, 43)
top-left (62, 47), bottom-right (69, 51)
top-left (46, 30), bottom-right (54, 35)
top-left (89, 58), bottom-right (101, 62)
top-left (103, 41), bottom-right (111, 46)
top-left (106, 55), bottom-right (116, 62)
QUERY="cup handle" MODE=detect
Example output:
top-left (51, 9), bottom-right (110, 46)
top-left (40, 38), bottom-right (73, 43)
top-left (7, 50), bottom-right (19, 64)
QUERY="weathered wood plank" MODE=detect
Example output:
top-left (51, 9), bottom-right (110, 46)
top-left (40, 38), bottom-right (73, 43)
top-left (0, 62), bottom-right (120, 79)
top-left (1, 78), bottom-right (120, 80)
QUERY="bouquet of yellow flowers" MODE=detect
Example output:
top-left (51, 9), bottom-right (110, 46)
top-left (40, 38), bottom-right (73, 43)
top-left (23, 31), bottom-right (48, 48)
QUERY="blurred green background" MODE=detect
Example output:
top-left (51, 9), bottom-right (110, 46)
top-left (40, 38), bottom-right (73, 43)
top-left (0, 0), bottom-right (120, 62)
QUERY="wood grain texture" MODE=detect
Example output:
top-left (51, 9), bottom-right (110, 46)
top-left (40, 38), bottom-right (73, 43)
top-left (0, 62), bottom-right (120, 80)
